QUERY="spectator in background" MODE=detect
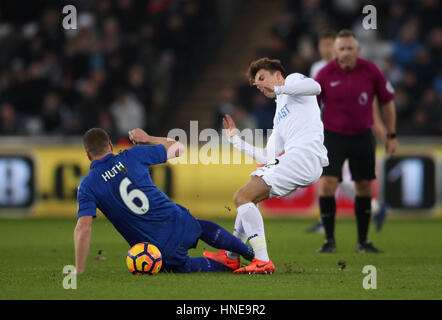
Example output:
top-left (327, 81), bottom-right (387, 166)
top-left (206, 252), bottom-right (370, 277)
top-left (270, 11), bottom-right (296, 51)
top-left (110, 89), bottom-right (145, 138)
top-left (416, 0), bottom-right (442, 36)
top-left (100, 16), bottom-right (121, 54)
top-left (151, 51), bottom-right (174, 117)
top-left (310, 30), bottom-right (336, 79)
top-left (127, 64), bottom-right (151, 113)
top-left (250, 92), bottom-right (274, 134)
top-left (58, 72), bottom-right (79, 111)
top-left (402, 108), bottom-right (431, 136)
top-left (257, 33), bottom-right (290, 68)
top-left (235, 68), bottom-right (257, 113)
top-left (286, 52), bottom-right (310, 77)
top-left (428, 27), bottom-right (442, 66)
top-left (418, 88), bottom-right (442, 135)
top-left (386, 2), bottom-right (408, 40)
top-left (41, 92), bottom-right (70, 134)
top-left (413, 49), bottom-right (439, 86)
top-left (23, 61), bottom-right (49, 117)
top-left (96, 108), bottom-right (118, 141)
top-left (434, 74), bottom-right (442, 97)
top-left (213, 86), bottom-right (238, 130)
top-left (400, 69), bottom-right (421, 105)
top-left (75, 80), bottom-right (104, 134)
top-left (394, 87), bottom-right (413, 129)
top-left (0, 102), bottom-right (21, 135)
top-left (393, 18), bottom-right (422, 69)
top-left (330, 0), bottom-right (359, 30)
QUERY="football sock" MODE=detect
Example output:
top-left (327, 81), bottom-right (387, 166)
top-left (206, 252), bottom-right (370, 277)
top-left (237, 202), bottom-right (269, 262)
top-left (227, 214), bottom-right (247, 260)
top-left (189, 257), bottom-right (230, 272)
top-left (319, 196), bottom-right (336, 242)
top-left (355, 196), bottom-right (371, 244)
top-left (198, 219), bottom-right (254, 261)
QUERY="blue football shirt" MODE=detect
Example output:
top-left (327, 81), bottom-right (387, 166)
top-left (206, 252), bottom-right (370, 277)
top-left (77, 145), bottom-right (201, 261)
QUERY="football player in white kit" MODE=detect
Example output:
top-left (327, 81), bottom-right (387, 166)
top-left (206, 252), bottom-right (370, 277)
top-left (204, 58), bottom-right (329, 274)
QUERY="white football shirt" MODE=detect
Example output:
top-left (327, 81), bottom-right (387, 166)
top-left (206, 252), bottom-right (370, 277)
top-left (229, 73), bottom-right (328, 168)
top-left (271, 73), bottom-right (329, 167)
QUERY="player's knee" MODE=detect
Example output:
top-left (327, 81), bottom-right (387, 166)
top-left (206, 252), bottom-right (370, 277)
top-left (319, 176), bottom-right (338, 196)
top-left (355, 180), bottom-right (372, 196)
top-left (233, 190), bottom-right (251, 207)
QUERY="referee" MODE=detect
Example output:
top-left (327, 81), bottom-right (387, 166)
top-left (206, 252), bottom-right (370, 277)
top-left (315, 30), bottom-right (399, 253)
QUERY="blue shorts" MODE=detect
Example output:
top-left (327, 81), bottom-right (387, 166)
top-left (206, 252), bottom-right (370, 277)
top-left (161, 206), bottom-right (202, 273)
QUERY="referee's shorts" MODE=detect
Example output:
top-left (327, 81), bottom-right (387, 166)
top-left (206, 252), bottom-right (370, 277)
top-left (322, 129), bottom-right (376, 182)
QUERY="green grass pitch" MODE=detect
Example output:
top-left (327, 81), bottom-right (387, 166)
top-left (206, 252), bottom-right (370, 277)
top-left (0, 217), bottom-right (441, 300)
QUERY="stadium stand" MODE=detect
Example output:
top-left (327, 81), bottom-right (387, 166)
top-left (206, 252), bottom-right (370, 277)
top-left (0, 0), bottom-right (223, 138)
top-left (0, 0), bottom-right (440, 138)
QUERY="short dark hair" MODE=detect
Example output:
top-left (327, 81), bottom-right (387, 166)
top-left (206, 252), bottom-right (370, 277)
top-left (319, 29), bottom-right (337, 40)
top-left (336, 29), bottom-right (356, 39)
top-left (82, 128), bottom-right (111, 157)
top-left (247, 57), bottom-right (286, 86)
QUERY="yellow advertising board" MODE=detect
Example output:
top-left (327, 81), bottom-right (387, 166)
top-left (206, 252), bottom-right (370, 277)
top-left (0, 144), bottom-right (257, 218)
top-left (0, 143), bottom-right (440, 218)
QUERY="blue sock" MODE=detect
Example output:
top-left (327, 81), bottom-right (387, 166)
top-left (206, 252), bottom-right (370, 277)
top-left (197, 219), bottom-right (254, 261)
top-left (189, 257), bottom-right (230, 272)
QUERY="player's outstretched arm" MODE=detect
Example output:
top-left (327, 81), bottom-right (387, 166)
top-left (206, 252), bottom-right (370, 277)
top-left (74, 216), bottom-right (93, 274)
top-left (223, 114), bottom-right (280, 164)
top-left (129, 128), bottom-right (185, 159)
top-left (273, 74), bottom-right (321, 96)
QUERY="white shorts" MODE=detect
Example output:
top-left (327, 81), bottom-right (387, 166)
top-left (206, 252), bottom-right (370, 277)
top-left (251, 151), bottom-right (323, 198)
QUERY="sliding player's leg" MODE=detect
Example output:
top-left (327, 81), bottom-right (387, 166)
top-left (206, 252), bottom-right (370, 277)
top-left (198, 219), bottom-right (254, 270)
top-left (163, 256), bottom-right (230, 273)
top-left (188, 257), bottom-right (230, 272)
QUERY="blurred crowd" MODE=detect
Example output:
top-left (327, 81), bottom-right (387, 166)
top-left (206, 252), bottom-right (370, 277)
top-left (0, 0), bottom-right (220, 139)
top-left (1, 0), bottom-right (441, 139)
top-left (214, 0), bottom-right (442, 137)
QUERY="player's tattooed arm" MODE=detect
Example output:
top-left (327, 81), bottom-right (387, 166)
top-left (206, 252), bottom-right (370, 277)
top-left (128, 128), bottom-right (185, 159)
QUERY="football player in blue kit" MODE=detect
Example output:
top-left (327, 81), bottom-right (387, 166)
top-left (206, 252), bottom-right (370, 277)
top-left (74, 128), bottom-right (254, 274)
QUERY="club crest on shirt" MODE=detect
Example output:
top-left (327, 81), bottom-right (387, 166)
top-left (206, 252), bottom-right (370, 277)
top-left (358, 92), bottom-right (368, 105)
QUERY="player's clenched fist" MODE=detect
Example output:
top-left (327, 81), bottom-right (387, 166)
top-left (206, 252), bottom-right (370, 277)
top-left (223, 114), bottom-right (240, 139)
top-left (128, 128), bottom-right (150, 144)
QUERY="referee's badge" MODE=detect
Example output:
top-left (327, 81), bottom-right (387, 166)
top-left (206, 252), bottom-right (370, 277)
top-left (386, 81), bottom-right (395, 94)
top-left (358, 92), bottom-right (368, 105)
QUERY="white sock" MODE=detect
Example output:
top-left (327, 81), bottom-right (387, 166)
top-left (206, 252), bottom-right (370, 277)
top-left (237, 202), bottom-right (269, 262)
top-left (227, 214), bottom-right (247, 260)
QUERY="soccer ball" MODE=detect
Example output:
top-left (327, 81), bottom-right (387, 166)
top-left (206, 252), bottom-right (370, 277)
top-left (126, 242), bottom-right (162, 275)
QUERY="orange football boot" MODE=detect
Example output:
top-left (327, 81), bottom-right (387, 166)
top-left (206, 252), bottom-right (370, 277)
top-left (233, 258), bottom-right (275, 274)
